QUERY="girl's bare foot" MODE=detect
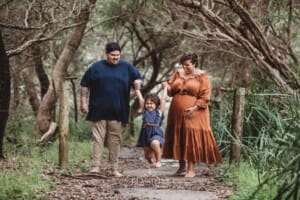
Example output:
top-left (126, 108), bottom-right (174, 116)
top-left (184, 171), bottom-right (195, 178)
top-left (155, 162), bottom-right (162, 168)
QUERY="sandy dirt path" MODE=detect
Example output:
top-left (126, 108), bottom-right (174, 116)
top-left (45, 147), bottom-right (233, 199)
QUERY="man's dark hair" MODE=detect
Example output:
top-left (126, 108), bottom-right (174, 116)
top-left (105, 42), bottom-right (121, 53)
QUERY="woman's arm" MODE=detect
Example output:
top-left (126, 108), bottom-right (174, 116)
top-left (194, 73), bottom-right (211, 109)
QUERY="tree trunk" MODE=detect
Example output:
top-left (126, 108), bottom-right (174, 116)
top-left (0, 31), bottom-right (10, 159)
top-left (22, 64), bottom-right (40, 115)
top-left (32, 45), bottom-right (49, 98)
top-left (11, 63), bottom-right (21, 109)
top-left (230, 88), bottom-right (245, 163)
top-left (34, 0), bottom-right (97, 136)
top-left (59, 81), bottom-right (69, 168)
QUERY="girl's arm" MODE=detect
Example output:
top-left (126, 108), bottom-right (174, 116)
top-left (134, 80), bottom-right (144, 109)
top-left (159, 82), bottom-right (168, 113)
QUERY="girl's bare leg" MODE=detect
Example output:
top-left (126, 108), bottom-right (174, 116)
top-left (185, 160), bottom-right (195, 178)
top-left (150, 140), bottom-right (162, 167)
top-left (144, 147), bottom-right (154, 164)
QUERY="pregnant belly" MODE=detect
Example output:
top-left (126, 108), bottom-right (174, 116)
top-left (170, 94), bottom-right (197, 111)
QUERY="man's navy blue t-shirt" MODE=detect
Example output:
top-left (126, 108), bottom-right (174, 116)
top-left (80, 59), bottom-right (141, 123)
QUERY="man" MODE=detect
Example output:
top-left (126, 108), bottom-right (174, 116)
top-left (80, 42), bottom-right (142, 177)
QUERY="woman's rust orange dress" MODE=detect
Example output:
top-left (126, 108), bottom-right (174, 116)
top-left (162, 69), bottom-right (222, 163)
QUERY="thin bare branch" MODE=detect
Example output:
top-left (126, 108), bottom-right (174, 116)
top-left (24, 0), bottom-right (36, 27)
top-left (170, 0), bottom-right (300, 92)
top-left (0, 22), bottom-right (47, 30)
top-left (7, 22), bottom-right (86, 57)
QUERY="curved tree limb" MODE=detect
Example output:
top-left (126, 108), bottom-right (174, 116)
top-left (169, 0), bottom-right (299, 93)
top-left (34, 0), bottom-right (97, 136)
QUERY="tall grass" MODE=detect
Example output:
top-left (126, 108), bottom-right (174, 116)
top-left (0, 113), bottom-right (93, 199)
top-left (212, 91), bottom-right (300, 200)
top-left (210, 92), bottom-right (234, 157)
top-left (243, 93), bottom-right (300, 200)
top-left (219, 162), bottom-right (277, 200)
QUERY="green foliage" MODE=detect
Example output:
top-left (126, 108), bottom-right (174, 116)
top-left (5, 112), bottom-right (36, 150)
top-left (0, 170), bottom-right (50, 200)
top-left (219, 162), bottom-right (277, 200)
top-left (211, 90), bottom-right (300, 200)
top-left (68, 118), bottom-right (91, 141)
top-left (0, 153), bottom-right (55, 200)
top-left (242, 93), bottom-right (300, 200)
top-left (210, 92), bottom-right (234, 156)
top-left (1, 111), bottom-right (97, 199)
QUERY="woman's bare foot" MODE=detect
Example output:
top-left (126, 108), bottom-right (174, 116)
top-left (184, 170), bottom-right (195, 178)
top-left (173, 168), bottom-right (186, 176)
top-left (147, 158), bottom-right (153, 164)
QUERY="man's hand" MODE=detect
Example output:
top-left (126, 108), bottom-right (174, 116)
top-left (134, 79), bottom-right (142, 90)
top-left (80, 87), bottom-right (89, 114)
top-left (81, 102), bottom-right (89, 114)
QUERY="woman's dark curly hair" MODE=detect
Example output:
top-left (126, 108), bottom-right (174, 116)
top-left (179, 52), bottom-right (198, 67)
top-left (144, 93), bottom-right (161, 109)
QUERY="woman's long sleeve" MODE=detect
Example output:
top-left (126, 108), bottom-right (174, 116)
top-left (195, 73), bottom-right (211, 109)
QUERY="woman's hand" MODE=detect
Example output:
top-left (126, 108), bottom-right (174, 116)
top-left (184, 106), bottom-right (198, 119)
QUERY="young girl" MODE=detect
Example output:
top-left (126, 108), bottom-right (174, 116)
top-left (134, 81), bottom-right (168, 168)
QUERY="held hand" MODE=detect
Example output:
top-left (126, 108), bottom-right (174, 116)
top-left (161, 82), bottom-right (168, 89)
top-left (133, 80), bottom-right (142, 90)
top-left (81, 103), bottom-right (89, 114)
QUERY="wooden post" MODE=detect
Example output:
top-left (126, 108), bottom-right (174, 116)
top-left (230, 88), bottom-right (245, 164)
top-left (59, 81), bottom-right (69, 168)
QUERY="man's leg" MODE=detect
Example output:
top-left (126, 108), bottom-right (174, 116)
top-left (90, 121), bottom-right (106, 172)
top-left (106, 120), bottom-right (122, 177)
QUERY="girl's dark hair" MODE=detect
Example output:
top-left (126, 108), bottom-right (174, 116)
top-left (179, 52), bottom-right (198, 67)
top-left (144, 93), bottom-right (160, 108)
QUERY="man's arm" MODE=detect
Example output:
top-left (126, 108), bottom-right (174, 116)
top-left (80, 86), bottom-right (89, 114)
top-left (133, 80), bottom-right (144, 110)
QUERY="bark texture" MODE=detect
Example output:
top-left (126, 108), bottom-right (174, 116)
top-left (0, 31), bottom-right (10, 159)
top-left (22, 60), bottom-right (40, 115)
top-left (34, 0), bottom-right (97, 136)
top-left (32, 45), bottom-right (49, 98)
